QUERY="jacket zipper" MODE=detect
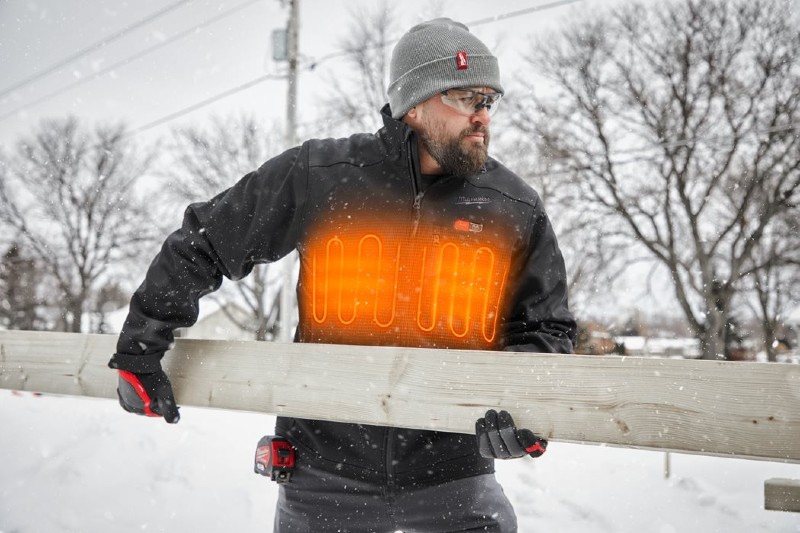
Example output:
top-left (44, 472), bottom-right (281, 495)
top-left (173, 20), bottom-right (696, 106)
top-left (385, 130), bottom-right (419, 487)
top-left (406, 132), bottom-right (424, 237)
top-left (411, 193), bottom-right (424, 237)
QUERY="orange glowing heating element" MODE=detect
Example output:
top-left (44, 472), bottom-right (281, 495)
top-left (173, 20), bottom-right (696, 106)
top-left (305, 232), bottom-right (510, 346)
top-left (311, 234), bottom-right (401, 327)
top-left (416, 243), bottom-right (506, 342)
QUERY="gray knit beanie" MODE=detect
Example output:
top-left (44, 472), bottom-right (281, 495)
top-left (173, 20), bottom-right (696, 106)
top-left (388, 18), bottom-right (503, 119)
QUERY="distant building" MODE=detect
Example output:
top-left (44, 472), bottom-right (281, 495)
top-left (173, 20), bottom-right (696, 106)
top-left (778, 306), bottom-right (800, 364)
top-left (100, 300), bottom-right (254, 341)
top-left (613, 335), bottom-right (701, 358)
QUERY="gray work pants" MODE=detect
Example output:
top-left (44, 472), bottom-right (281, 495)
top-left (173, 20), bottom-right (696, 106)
top-left (273, 466), bottom-right (517, 532)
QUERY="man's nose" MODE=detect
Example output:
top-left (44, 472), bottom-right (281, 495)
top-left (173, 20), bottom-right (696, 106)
top-left (470, 106), bottom-right (491, 126)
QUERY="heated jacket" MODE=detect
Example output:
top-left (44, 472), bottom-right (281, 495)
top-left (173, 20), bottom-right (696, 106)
top-left (114, 105), bottom-right (576, 487)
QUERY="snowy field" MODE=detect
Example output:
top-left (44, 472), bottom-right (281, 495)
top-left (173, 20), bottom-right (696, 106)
top-left (1, 390), bottom-right (798, 532)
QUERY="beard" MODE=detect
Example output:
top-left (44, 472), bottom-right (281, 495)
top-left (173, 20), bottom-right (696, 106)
top-left (420, 124), bottom-right (490, 176)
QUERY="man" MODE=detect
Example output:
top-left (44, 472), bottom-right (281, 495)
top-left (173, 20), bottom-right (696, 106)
top-left (109, 18), bottom-right (576, 532)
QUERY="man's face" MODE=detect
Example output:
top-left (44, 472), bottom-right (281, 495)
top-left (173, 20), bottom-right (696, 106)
top-left (407, 87), bottom-right (496, 176)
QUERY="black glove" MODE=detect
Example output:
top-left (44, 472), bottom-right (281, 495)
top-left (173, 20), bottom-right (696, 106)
top-left (109, 353), bottom-right (180, 424)
top-left (476, 409), bottom-right (547, 459)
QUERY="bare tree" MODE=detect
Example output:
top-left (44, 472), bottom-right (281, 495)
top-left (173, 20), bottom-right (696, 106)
top-left (163, 115), bottom-right (283, 341)
top-left (741, 208), bottom-right (800, 360)
top-left (0, 117), bottom-right (156, 332)
top-left (516, 0), bottom-right (800, 359)
top-left (493, 132), bottom-right (629, 318)
top-left (311, 2), bottom-right (400, 136)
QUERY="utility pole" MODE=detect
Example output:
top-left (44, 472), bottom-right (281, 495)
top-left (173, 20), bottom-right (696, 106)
top-left (279, 0), bottom-right (299, 342)
top-left (284, 0), bottom-right (299, 147)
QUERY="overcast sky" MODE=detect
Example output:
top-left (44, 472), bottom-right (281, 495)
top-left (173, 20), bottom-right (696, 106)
top-left (0, 0), bottom-right (593, 147)
top-left (1, 0), bottom-right (797, 151)
top-left (4, 0), bottom-right (795, 322)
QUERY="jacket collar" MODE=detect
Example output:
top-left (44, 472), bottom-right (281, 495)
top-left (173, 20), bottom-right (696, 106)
top-left (379, 103), bottom-right (415, 152)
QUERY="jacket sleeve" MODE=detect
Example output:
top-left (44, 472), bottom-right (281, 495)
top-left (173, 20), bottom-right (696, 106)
top-left (501, 196), bottom-right (577, 354)
top-left (113, 145), bottom-right (308, 359)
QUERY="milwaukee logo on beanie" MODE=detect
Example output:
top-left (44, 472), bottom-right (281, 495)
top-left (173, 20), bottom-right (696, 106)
top-left (387, 18), bottom-right (504, 119)
top-left (456, 51), bottom-right (468, 70)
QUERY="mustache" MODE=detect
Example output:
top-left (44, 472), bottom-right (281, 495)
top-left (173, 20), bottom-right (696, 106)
top-left (461, 125), bottom-right (489, 136)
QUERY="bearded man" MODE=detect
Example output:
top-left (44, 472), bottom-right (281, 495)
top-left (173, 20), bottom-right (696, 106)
top-left (109, 18), bottom-right (576, 532)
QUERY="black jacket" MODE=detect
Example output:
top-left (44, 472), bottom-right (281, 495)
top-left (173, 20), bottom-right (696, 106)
top-left (114, 106), bottom-right (576, 487)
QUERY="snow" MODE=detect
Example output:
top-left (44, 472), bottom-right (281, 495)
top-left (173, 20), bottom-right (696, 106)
top-left (1, 391), bottom-right (799, 532)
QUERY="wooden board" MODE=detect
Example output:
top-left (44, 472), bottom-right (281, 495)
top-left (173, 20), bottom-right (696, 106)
top-left (765, 478), bottom-right (800, 512)
top-left (1, 330), bottom-right (799, 462)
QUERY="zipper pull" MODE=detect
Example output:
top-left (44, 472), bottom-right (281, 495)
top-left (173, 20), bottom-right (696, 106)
top-left (411, 193), bottom-right (423, 237)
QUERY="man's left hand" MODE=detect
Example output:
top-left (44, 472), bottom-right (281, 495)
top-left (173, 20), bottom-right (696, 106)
top-left (475, 409), bottom-right (547, 459)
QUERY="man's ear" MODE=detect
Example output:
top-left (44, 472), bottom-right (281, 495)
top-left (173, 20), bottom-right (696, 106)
top-left (403, 105), bottom-right (420, 127)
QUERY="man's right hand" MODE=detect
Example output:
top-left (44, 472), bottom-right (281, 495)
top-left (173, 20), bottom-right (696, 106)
top-left (116, 369), bottom-right (180, 424)
top-left (109, 353), bottom-right (180, 424)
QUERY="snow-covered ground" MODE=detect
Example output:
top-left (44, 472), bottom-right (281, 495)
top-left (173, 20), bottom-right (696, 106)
top-left (1, 390), bottom-right (798, 532)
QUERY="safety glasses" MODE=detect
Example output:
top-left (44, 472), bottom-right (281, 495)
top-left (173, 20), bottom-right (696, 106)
top-left (440, 88), bottom-right (502, 116)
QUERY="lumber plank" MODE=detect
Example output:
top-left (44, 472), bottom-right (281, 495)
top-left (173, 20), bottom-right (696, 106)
top-left (1, 330), bottom-right (799, 462)
top-left (765, 478), bottom-right (800, 512)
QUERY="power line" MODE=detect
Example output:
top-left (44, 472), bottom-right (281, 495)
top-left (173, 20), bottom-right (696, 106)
top-left (306, 1), bottom-right (584, 70)
top-left (126, 73), bottom-right (284, 138)
top-left (467, 0), bottom-right (585, 27)
top-left (3, 2), bottom-right (584, 136)
top-left (0, 0), bottom-right (192, 99)
top-left (128, 1), bottom-right (585, 135)
top-left (0, 0), bottom-right (261, 124)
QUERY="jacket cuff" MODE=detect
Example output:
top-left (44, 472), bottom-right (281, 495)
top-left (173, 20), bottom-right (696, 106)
top-left (108, 352), bottom-right (164, 373)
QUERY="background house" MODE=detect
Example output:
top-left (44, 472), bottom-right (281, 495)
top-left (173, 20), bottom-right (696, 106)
top-left (101, 300), bottom-right (254, 342)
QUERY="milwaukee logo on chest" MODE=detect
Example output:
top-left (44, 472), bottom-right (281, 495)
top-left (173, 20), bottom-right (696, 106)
top-left (456, 196), bottom-right (491, 205)
top-left (456, 51), bottom-right (468, 70)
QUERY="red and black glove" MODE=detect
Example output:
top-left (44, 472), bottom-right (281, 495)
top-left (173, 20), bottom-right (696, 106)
top-left (476, 409), bottom-right (547, 459)
top-left (108, 353), bottom-right (180, 424)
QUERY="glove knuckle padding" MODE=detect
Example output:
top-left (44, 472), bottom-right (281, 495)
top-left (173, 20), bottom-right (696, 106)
top-left (487, 429), bottom-right (507, 458)
top-left (499, 425), bottom-right (525, 458)
top-left (115, 369), bottom-right (180, 424)
top-left (483, 409), bottom-right (507, 458)
top-left (476, 418), bottom-right (493, 458)
top-left (118, 382), bottom-right (142, 411)
top-left (117, 371), bottom-right (150, 413)
top-left (475, 408), bottom-right (547, 460)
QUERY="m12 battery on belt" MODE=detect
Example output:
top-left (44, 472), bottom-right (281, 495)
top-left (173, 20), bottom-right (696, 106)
top-left (254, 436), bottom-right (295, 483)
